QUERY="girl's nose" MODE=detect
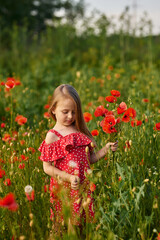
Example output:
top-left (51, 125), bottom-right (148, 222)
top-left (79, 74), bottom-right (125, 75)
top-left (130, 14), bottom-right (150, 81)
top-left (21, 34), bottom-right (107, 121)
top-left (68, 112), bottom-right (73, 119)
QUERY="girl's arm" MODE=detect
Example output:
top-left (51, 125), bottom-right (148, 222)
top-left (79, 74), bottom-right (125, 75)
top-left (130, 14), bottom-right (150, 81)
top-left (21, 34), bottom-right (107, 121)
top-left (90, 141), bottom-right (118, 164)
top-left (43, 162), bottom-right (80, 190)
top-left (42, 131), bottom-right (80, 190)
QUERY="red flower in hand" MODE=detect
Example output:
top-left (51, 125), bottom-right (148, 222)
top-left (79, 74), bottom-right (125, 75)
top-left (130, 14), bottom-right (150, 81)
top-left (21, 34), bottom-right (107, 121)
top-left (101, 115), bottom-right (117, 134)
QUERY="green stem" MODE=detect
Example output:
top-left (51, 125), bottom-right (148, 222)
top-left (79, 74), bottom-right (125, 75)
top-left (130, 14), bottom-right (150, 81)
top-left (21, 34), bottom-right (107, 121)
top-left (10, 92), bottom-right (13, 131)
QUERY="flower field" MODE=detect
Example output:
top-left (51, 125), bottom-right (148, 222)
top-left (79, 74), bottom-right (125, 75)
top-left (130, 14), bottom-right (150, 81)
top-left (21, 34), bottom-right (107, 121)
top-left (0, 61), bottom-right (160, 240)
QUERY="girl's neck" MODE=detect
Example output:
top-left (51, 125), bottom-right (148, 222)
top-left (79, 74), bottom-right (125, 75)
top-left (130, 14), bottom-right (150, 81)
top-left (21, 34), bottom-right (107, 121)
top-left (53, 123), bottom-right (78, 135)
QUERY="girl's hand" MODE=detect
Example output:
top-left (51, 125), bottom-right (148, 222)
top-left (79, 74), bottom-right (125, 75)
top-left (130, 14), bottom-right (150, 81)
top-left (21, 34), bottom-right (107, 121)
top-left (70, 175), bottom-right (80, 190)
top-left (106, 141), bottom-right (118, 152)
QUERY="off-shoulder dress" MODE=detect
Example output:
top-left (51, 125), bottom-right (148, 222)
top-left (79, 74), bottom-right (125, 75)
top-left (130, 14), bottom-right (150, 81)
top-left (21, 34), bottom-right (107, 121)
top-left (38, 129), bottom-right (95, 226)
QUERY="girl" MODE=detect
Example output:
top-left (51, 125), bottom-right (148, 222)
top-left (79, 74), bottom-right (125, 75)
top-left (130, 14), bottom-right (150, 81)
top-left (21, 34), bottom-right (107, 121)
top-left (38, 84), bottom-right (118, 237)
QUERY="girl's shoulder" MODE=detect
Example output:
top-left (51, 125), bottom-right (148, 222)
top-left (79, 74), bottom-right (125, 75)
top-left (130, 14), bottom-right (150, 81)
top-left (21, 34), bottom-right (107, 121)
top-left (45, 130), bottom-right (60, 144)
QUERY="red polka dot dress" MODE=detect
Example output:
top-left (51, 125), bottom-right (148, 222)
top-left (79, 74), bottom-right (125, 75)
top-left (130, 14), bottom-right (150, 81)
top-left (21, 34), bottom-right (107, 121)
top-left (38, 129), bottom-right (95, 226)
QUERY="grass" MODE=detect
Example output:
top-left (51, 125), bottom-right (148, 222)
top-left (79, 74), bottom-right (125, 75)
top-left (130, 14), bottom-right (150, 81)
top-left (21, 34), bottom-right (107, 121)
top-left (0, 61), bottom-right (160, 240)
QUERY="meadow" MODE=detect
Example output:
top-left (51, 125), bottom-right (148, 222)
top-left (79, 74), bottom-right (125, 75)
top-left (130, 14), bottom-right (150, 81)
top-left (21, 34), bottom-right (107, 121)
top-left (0, 13), bottom-right (160, 240)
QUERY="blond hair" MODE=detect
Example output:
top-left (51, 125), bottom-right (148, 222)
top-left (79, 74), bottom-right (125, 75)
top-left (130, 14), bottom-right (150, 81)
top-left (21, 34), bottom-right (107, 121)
top-left (49, 84), bottom-right (94, 141)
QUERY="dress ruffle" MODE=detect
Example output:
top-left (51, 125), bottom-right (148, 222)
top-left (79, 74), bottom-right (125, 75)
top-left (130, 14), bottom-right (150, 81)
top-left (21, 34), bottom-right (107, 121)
top-left (38, 132), bottom-right (92, 162)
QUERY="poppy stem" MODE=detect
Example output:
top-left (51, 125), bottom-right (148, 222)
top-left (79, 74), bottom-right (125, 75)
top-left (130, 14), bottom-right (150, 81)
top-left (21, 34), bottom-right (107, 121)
top-left (10, 92), bottom-right (13, 131)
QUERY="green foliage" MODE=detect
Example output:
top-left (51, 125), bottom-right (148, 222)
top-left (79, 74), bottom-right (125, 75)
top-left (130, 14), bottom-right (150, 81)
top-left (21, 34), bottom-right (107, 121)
top-left (0, 7), bottom-right (160, 239)
top-left (0, 0), bottom-right (84, 31)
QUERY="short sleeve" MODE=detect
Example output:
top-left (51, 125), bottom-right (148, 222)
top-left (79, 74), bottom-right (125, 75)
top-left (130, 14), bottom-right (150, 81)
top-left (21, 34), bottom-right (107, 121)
top-left (38, 132), bottom-right (92, 162)
top-left (38, 140), bottom-right (68, 162)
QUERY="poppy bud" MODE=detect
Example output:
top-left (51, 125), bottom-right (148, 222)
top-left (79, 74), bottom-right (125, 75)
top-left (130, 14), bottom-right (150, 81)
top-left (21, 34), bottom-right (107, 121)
top-left (29, 220), bottom-right (34, 227)
top-left (85, 146), bottom-right (89, 153)
top-left (19, 236), bottom-right (26, 240)
top-left (29, 213), bottom-right (34, 219)
top-left (90, 142), bottom-right (94, 148)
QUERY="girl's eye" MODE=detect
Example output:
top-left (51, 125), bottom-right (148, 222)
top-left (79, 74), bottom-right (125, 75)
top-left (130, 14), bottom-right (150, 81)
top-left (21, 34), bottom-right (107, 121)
top-left (62, 111), bottom-right (68, 114)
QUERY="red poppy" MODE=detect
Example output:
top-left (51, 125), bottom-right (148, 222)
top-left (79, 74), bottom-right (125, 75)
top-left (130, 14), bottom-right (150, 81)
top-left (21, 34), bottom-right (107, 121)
top-left (103, 124), bottom-right (117, 134)
top-left (106, 111), bottom-right (114, 116)
top-left (0, 169), bottom-right (5, 178)
top-left (131, 120), bottom-right (142, 127)
top-left (101, 115), bottom-right (117, 134)
top-left (90, 183), bottom-right (96, 192)
top-left (108, 65), bottom-right (113, 71)
top-left (91, 129), bottom-right (99, 136)
top-left (7, 77), bottom-right (21, 86)
top-left (83, 112), bottom-right (92, 122)
top-left (106, 74), bottom-right (111, 80)
top-left (20, 140), bottom-right (25, 145)
top-left (15, 115), bottom-right (23, 122)
top-left (21, 155), bottom-right (28, 161)
top-left (117, 102), bottom-right (127, 114)
top-left (125, 108), bottom-right (136, 119)
top-left (105, 96), bottom-right (117, 103)
top-left (1, 82), bottom-right (5, 86)
top-left (116, 117), bottom-right (121, 124)
top-left (94, 105), bottom-right (108, 117)
top-left (1, 123), bottom-right (5, 128)
top-left (25, 191), bottom-right (35, 201)
top-left (139, 159), bottom-right (144, 166)
top-left (101, 115), bottom-right (115, 127)
top-left (115, 73), bottom-right (120, 79)
top-left (5, 107), bottom-right (10, 112)
top-left (122, 113), bottom-right (130, 122)
top-left (157, 233), bottom-right (160, 240)
top-left (142, 99), bottom-right (149, 103)
top-left (0, 193), bottom-right (18, 211)
top-left (44, 112), bottom-right (50, 119)
top-left (44, 104), bottom-right (50, 109)
top-left (5, 80), bottom-right (15, 89)
top-left (28, 147), bottom-right (36, 154)
top-left (118, 176), bottom-right (122, 181)
top-left (18, 116), bottom-right (27, 125)
top-left (19, 163), bottom-right (25, 169)
top-left (111, 90), bottom-right (121, 97)
top-left (2, 133), bottom-right (11, 142)
top-left (154, 122), bottom-right (160, 131)
top-left (3, 178), bottom-right (11, 186)
top-left (44, 185), bottom-right (49, 192)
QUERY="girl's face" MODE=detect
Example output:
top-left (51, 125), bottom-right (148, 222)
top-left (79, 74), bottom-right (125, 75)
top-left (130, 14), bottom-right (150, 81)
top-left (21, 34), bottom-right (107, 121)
top-left (53, 98), bottom-right (76, 127)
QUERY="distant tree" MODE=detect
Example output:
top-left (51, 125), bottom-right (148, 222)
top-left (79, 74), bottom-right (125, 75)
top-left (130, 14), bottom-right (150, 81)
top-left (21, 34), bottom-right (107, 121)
top-left (0, 0), bottom-right (85, 31)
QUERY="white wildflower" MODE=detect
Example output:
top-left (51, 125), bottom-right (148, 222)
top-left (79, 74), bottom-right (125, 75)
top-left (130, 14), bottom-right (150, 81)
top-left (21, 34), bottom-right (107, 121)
top-left (24, 185), bottom-right (33, 194)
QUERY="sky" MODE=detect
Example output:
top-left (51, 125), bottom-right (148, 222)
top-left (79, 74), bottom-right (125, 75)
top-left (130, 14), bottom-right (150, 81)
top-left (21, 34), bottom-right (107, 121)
top-left (85, 0), bottom-right (160, 34)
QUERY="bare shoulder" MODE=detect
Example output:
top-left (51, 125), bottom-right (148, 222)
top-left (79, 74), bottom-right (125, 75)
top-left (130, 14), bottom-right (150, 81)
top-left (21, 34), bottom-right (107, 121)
top-left (45, 131), bottom-right (59, 144)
